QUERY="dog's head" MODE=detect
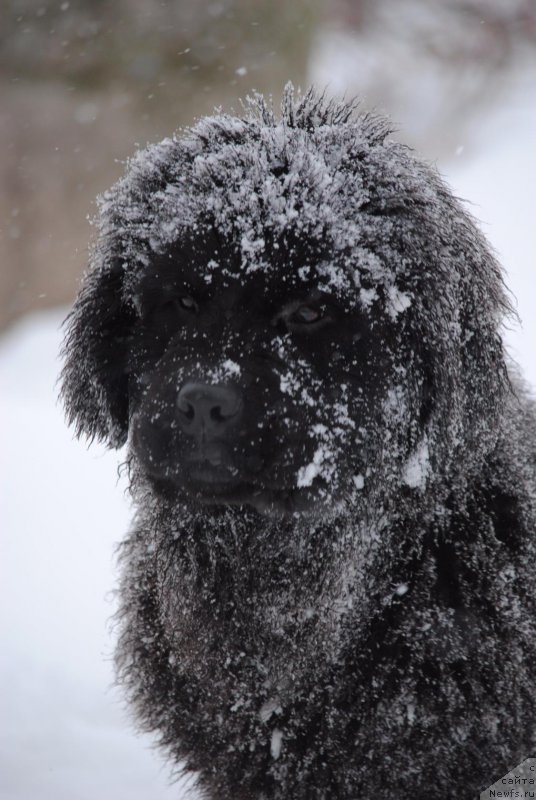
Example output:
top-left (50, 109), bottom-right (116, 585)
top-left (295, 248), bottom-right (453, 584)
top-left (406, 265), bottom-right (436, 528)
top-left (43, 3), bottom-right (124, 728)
top-left (61, 87), bottom-right (510, 515)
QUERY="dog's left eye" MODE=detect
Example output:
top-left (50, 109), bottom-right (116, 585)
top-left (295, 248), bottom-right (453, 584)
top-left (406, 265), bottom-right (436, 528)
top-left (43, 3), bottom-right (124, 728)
top-left (156, 295), bottom-right (199, 314)
top-left (145, 295), bottom-right (199, 324)
top-left (291, 305), bottom-right (323, 324)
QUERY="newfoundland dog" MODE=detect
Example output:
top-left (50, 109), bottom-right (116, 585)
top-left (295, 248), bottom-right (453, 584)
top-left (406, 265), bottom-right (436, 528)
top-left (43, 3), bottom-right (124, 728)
top-left (61, 87), bottom-right (536, 799)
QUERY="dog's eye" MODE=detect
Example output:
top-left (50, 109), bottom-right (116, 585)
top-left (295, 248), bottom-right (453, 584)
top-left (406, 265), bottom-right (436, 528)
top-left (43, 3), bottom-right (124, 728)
top-left (288, 305), bottom-right (332, 328)
top-left (179, 295), bottom-right (199, 313)
top-left (272, 299), bottom-right (333, 331)
top-left (146, 295), bottom-right (199, 323)
top-left (291, 305), bottom-right (322, 324)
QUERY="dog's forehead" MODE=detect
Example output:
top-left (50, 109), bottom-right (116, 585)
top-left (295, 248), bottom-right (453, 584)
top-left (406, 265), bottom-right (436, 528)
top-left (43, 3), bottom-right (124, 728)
top-left (137, 228), bottom-right (358, 305)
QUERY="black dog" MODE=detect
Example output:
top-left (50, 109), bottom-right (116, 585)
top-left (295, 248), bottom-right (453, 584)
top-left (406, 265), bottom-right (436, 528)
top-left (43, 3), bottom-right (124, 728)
top-left (61, 87), bottom-right (536, 799)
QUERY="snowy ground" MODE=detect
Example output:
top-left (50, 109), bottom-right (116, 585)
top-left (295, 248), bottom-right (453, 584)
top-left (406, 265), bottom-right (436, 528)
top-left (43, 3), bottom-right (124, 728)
top-left (0, 313), bottom-right (186, 799)
top-left (1, 95), bottom-right (535, 799)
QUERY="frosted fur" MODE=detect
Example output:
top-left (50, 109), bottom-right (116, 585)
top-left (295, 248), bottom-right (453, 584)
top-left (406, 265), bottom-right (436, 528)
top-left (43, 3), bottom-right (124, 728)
top-left (60, 87), bottom-right (536, 799)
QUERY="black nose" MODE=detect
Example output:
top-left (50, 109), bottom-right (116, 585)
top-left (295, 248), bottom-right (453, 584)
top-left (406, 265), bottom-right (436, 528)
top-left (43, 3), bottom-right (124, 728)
top-left (177, 382), bottom-right (242, 437)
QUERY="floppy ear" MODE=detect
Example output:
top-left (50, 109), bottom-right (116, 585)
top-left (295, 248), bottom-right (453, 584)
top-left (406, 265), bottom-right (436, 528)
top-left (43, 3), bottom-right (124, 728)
top-left (60, 259), bottom-right (135, 448)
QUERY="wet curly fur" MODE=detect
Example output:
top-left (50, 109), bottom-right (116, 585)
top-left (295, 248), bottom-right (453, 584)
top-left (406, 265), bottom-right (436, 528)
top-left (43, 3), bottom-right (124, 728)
top-left (61, 88), bottom-right (536, 799)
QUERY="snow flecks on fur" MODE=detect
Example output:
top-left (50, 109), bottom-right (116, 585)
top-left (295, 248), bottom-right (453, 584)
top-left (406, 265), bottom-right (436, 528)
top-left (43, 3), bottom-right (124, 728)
top-left (386, 285), bottom-right (412, 319)
top-left (353, 473), bottom-right (365, 490)
top-left (297, 446), bottom-right (330, 488)
top-left (402, 437), bottom-right (430, 489)
top-left (270, 729), bottom-right (283, 760)
top-left (207, 359), bottom-right (241, 383)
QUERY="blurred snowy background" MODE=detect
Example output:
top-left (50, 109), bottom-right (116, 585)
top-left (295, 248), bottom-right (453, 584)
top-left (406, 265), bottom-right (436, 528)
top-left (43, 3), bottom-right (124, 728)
top-left (1, 1), bottom-right (535, 798)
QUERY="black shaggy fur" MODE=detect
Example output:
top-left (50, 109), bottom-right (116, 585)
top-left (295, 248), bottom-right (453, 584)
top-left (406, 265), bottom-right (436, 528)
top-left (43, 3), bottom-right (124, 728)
top-left (61, 87), bottom-right (536, 799)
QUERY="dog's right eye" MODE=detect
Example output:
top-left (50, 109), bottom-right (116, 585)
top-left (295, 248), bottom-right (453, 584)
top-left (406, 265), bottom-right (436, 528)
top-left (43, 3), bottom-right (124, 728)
top-left (178, 295), bottom-right (199, 313)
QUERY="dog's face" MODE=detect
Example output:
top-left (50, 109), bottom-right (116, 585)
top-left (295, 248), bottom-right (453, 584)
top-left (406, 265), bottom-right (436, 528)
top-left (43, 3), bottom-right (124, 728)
top-left (128, 231), bottom-right (396, 515)
top-left (61, 91), bottom-right (510, 520)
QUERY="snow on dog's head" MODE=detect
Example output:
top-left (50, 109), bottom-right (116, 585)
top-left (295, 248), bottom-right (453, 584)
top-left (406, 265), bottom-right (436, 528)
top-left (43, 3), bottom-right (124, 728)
top-left (61, 85), bottom-right (511, 517)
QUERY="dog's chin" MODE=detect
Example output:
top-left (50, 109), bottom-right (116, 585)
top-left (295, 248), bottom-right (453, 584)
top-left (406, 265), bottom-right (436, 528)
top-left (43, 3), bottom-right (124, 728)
top-left (145, 468), bottom-right (326, 517)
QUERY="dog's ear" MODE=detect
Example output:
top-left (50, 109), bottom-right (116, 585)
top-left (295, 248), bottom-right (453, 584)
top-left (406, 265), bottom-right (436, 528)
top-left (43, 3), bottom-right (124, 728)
top-left (60, 259), bottom-right (135, 448)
